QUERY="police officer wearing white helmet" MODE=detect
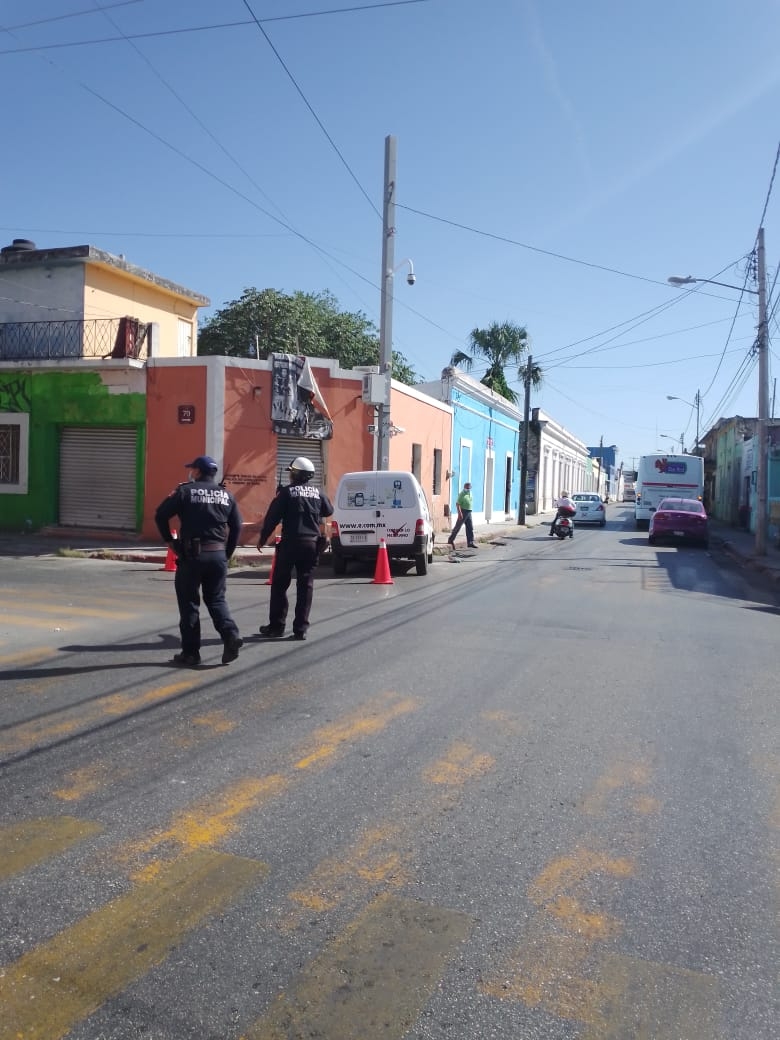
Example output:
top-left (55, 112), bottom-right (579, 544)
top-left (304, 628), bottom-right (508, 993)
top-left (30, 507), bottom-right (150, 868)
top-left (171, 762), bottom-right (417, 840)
top-left (257, 456), bottom-right (334, 640)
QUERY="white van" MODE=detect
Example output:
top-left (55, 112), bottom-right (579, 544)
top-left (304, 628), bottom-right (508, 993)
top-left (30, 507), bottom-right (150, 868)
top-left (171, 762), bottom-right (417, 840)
top-left (330, 470), bottom-right (435, 575)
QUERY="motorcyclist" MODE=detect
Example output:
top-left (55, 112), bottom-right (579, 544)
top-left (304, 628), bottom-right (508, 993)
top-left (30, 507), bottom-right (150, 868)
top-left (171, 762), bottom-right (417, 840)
top-left (549, 490), bottom-right (577, 537)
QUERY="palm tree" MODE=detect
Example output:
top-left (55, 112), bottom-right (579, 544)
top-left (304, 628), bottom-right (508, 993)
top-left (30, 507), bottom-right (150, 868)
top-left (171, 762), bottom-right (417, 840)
top-left (450, 320), bottom-right (541, 405)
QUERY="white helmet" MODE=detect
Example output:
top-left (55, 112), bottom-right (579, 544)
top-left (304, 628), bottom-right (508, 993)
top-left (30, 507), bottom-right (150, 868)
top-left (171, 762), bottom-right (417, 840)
top-left (288, 456), bottom-right (315, 482)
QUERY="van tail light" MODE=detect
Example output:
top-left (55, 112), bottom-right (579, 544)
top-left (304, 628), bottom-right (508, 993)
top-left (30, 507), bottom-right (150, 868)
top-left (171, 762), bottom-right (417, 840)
top-left (330, 519), bottom-right (340, 537)
top-left (415, 519), bottom-right (425, 536)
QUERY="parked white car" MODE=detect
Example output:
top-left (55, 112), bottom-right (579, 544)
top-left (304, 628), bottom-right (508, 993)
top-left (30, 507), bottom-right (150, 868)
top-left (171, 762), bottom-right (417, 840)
top-left (571, 492), bottom-right (607, 526)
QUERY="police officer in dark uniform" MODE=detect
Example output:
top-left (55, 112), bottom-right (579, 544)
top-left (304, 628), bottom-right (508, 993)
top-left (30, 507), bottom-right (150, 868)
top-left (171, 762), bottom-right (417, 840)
top-left (155, 455), bottom-right (243, 667)
top-left (257, 456), bottom-right (333, 641)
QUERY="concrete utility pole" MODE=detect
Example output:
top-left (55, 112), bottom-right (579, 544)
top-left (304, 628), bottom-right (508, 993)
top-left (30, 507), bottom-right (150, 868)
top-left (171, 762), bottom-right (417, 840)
top-left (668, 231), bottom-right (769, 554)
top-left (517, 356), bottom-right (533, 524)
top-left (694, 389), bottom-right (701, 455)
top-left (376, 135), bottom-right (397, 472)
top-left (756, 226), bottom-right (769, 555)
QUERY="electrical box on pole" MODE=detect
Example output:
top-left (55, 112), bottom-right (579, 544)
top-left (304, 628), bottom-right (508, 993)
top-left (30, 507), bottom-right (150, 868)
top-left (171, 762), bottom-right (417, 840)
top-left (361, 373), bottom-right (390, 406)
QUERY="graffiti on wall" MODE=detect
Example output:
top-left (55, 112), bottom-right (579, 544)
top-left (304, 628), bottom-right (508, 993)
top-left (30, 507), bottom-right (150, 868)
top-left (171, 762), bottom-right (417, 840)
top-left (0, 376), bottom-right (31, 413)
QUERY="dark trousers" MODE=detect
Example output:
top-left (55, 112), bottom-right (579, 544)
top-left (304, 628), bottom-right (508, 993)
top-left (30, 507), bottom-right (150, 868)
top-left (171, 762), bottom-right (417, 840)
top-left (448, 510), bottom-right (474, 545)
top-left (268, 538), bottom-right (319, 634)
top-left (174, 551), bottom-right (239, 654)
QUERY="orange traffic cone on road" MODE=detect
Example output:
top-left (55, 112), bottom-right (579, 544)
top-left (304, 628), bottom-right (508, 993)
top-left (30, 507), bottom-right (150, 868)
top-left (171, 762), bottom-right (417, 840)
top-left (265, 535), bottom-right (281, 585)
top-left (162, 531), bottom-right (178, 572)
top-left (371, 538), bottom-right (393, 585)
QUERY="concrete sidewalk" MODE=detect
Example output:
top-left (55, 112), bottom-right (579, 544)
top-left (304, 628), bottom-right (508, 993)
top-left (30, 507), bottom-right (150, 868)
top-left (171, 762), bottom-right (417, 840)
top-left (1, 509), bottom-right (779, 584)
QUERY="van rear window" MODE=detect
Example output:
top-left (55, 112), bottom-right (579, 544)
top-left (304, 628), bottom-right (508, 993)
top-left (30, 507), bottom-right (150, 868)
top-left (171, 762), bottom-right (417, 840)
top-left (338, 476), bottom-right (418, 510)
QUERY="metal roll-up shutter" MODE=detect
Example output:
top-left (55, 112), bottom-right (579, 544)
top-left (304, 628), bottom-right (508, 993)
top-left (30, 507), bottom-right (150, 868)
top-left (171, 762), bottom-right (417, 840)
top-left (275, 436), bottom-right (324, 489)
top-left (59, 427), bottom-right (137, 529)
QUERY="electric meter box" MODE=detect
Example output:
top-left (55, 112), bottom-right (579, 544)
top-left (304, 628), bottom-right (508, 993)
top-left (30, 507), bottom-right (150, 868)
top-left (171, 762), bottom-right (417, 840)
top-left (361, 373), bottom-right (390, 406)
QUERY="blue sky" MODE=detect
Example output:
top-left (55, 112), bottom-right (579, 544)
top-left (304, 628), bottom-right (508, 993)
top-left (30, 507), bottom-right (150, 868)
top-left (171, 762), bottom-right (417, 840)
top-left (2, 0), bottom-right (779, 467)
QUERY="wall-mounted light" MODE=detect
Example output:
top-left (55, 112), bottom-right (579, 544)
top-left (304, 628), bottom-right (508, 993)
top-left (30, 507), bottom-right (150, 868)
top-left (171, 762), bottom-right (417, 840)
top-left (252, 386), bottom-right (263, 400)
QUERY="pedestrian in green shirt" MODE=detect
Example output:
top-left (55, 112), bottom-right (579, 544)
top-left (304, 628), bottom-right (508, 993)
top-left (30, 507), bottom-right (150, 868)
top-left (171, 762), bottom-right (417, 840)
top-left (447, 482), bottom-right (477, 549)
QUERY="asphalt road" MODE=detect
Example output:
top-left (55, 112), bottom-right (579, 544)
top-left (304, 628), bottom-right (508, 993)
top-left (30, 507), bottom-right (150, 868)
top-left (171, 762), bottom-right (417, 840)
top-left (0, 507), bottom-right (777, 1039)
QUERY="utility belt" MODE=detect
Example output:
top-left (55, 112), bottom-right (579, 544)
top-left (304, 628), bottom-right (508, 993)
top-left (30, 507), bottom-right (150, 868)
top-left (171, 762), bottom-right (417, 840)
top-left (180, 538), bottom-right (225, 559)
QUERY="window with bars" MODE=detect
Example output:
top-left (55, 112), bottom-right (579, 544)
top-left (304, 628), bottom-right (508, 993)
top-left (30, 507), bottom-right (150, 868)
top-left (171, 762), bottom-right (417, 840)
top-left (0, 414), bottom-right (28, 493)
top-left (0, 424), bottom-right (20, 484)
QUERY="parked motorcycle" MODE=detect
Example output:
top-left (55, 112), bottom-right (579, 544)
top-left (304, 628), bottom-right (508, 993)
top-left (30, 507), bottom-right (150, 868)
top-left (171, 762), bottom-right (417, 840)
top-left (552, 514), bottom-right (574, 539)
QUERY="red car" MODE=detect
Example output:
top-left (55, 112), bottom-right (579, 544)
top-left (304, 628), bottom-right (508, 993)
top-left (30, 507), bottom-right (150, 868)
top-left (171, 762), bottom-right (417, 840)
top-left (648, 497), bottom-right (709, 548)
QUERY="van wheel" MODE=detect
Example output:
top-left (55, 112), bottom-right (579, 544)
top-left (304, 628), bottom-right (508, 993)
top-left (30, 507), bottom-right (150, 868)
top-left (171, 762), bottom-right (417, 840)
top-left (415, 551), bottom-right (428, 576)
top-left (332, 554), bottom-right (347, 576)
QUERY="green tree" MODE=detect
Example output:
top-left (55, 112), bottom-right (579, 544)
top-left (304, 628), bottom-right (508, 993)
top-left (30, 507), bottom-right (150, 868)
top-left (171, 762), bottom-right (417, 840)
top-left (450, 320), bottom-right (541, 404)
top-left (197, 287), bottom-right (417, 384)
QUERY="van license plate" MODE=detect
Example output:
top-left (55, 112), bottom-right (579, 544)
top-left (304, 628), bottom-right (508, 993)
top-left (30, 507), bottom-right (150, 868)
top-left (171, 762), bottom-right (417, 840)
top-left (346, 533), bottom-right (368, 543)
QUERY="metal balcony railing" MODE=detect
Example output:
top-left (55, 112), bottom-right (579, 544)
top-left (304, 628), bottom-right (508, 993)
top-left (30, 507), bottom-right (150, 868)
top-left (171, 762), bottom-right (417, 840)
top-left (0, 317), bottom-right (150, 361)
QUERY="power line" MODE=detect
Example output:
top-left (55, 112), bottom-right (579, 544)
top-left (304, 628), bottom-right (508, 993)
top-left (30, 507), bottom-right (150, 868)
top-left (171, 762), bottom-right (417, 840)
top-left (397, 203), bottom-right (684, 289)
top-left (239, 0), bottom-right (381, 220)
top-left (0, 0), bottom-right (142, 33)
top-left (0, 2), bottom-right (429, 56)
top-left (757, 139), bottom-right (780, 231)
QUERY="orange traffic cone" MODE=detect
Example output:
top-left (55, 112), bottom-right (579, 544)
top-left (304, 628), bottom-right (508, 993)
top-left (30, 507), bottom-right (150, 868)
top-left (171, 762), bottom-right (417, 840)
top-left (371, 537), bottom-right (393, 585)
top-left (265, 535), bottom-right (281, 585)
top-left (163, 531), bottom-right (178, 572)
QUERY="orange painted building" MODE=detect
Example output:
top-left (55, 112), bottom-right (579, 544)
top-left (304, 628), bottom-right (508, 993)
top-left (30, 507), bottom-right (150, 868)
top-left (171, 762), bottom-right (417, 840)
top-left (144, 356), bottom-right (452, 543)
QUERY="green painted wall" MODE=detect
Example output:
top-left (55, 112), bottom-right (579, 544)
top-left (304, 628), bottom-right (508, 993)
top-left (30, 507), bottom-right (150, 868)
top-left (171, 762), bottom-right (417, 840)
top-left (0, 369), bottom-right (146, 531)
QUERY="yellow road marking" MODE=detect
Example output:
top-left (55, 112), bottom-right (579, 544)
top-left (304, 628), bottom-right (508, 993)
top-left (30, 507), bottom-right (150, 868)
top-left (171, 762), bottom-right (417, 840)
top-left (0, 601), bottom-right (136, 620)
top-left (244, 893), bottom-right (471, 1040)
top-left (480, 931), bottom-right (605, 1024)
top-left (0, 647), bottom-right (57, 667)
top-left (528, 848), bottom-right (635, 910)
top-left (0, 849), bottom-right (265, 1040)
top-left (0, 817), bottom-right (102, 880)
top-left (582, 759), bottom-right (654, 816)
top-left (0, 679), bottom-right (197, 756)
top-left (583, 952), bottom-right (721, 1039)
top-left (288, 824), bottom-right (408, 913)
top-left (123, 775), bottom-right (288, 878)
top-left (53, 764), bottom-right (112, 802)
top-left (481, 709), bottom-right (525, 734)
top-left (422, 739), bottom-right (495, 786)
top-left (294, 693), bottom-right (417, 770)
top-left (0, 613), bottom-right (78, 629)
top-left (171, 711), bottom-right (237, 748)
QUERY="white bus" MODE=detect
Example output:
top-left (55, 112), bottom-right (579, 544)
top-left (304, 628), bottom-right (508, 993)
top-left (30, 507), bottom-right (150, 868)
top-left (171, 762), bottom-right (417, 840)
top-left (634, 453), bottom-right (704, 529)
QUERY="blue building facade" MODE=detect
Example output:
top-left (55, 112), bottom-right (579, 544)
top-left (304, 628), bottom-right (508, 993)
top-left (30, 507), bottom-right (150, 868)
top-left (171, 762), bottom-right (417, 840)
top-left (586, 443), bottom-right (619, 499)
top-left (416, 367), bottom-right (522, 524)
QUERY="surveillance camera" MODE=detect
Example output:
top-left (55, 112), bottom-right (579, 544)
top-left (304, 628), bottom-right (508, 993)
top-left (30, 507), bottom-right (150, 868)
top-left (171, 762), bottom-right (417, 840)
top-left (407, 272), bottom-right (416, 286)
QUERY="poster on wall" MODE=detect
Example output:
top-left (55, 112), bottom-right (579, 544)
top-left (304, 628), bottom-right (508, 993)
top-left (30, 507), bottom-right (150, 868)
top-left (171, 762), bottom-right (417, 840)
top-left (271, 353), bottom-right (333, 440)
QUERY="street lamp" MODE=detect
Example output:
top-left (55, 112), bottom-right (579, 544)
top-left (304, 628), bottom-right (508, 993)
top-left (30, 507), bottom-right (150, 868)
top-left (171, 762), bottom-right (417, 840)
top-left (667, 391), bottom-right (701, 455)
top-left (659, 432), bottom-right (685, 453)
top-left (668, 227), bottom-right (769, 554)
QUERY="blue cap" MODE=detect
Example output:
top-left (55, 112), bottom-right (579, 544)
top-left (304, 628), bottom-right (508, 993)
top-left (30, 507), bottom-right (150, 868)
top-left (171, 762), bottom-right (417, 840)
top-left (185, 455), bottom-right (218, 472)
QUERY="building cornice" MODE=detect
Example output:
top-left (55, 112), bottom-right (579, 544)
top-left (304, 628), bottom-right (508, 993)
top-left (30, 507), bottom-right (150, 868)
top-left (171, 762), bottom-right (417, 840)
top-left (0, 243), bottom-right (210, 307)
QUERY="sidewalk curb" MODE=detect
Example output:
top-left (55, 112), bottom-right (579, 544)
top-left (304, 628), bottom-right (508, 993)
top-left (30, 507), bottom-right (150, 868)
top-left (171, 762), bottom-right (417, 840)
top-left (715, 535), bottom-right (780, 582)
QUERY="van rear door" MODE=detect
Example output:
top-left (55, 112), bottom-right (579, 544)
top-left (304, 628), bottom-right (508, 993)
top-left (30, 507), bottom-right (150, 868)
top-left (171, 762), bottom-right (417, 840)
top-left (335, 473), bottom-right (381, 549)
top-left (375, 473), bottom-right (420, 549)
